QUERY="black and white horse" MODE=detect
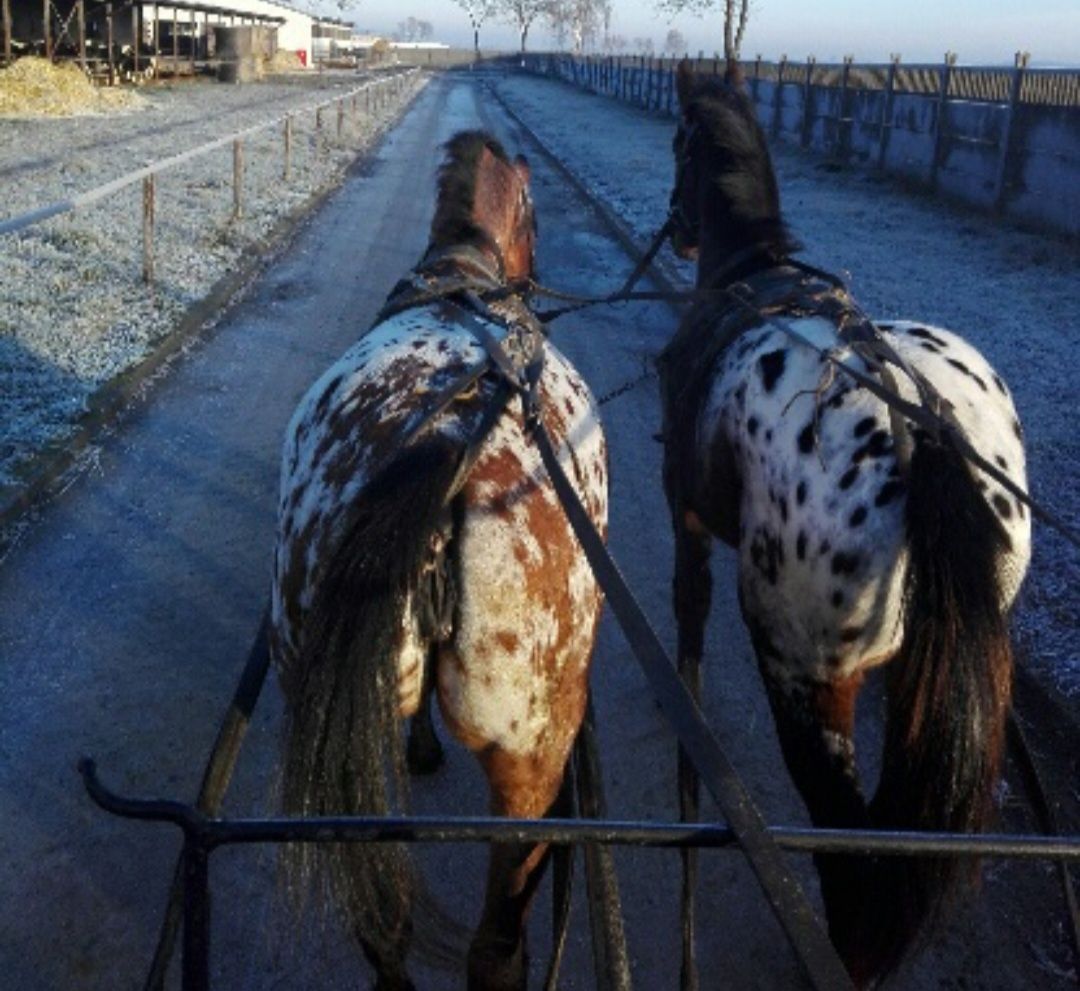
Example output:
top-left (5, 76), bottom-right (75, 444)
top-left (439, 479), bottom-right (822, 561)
top-left (662, 62), bottom-right (1031, 987)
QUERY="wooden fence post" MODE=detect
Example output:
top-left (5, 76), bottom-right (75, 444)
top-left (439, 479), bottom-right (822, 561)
top-left (283, 114), bottom-right (292, 180)
top-left (336, 98), bottom-right (344, 138)
top-left (232, 137), bottom-right (243, 220)
top-left (876, 53), bottom-right (900, 169)
top-left (772, 54), bottom-right (786, 137)
top-left (994, 50), bottom-right (1029, 212)
top-left (800, 55), bottom-right (815, 148)
top-left (43, 0), bottom-right (51, 59)
top-left (2, 0), bottom-right (11, 65)
top-left (105, 2), bottom-right (114, 84)
top-left (930, 50), bottom-right (957, 187)
top-left (132, 3), bottom-right (139, 73)
top-left (142, 174), bottom-right (155, 284)
top-left (836, 54), bottom-right (853, 159)
top-left (77, 0), bottom-right (86, 70)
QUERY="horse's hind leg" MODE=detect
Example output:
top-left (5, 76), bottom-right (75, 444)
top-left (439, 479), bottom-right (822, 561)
top-left (748, 623), bottom-right (874, 976)
top-left (467, 752), bottom-right (568, 991)
top-left (355, 931), bottom-right (415, 991)
top-left (406, 645), bottom-right (445, 775)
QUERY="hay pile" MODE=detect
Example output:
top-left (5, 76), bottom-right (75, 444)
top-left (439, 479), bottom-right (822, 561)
top-left (0, 57), bottom-right (143, 117)
top-left (265, 49), bottom-right (304, 73)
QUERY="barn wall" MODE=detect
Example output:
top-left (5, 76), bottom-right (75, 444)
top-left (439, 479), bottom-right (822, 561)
top-left (523, 53), bottom-right (1080, 238)
top-left (5, 0), bottom-right (316, 67)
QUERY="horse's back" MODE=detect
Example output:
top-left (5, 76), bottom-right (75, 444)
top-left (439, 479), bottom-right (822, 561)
top-left (271, 307), bottom-right (489, 667)
top-left (700, 316), bottom-right (1029, 679)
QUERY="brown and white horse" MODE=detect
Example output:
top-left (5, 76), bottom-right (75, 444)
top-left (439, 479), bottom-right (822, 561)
top-left (662, 64), bottom-right (1030, 987)
top-left (270, 131), bottom-right (608, 990)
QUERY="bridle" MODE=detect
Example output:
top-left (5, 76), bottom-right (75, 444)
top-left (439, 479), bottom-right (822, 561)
top-left (668, 116), bottom-right (701, 253)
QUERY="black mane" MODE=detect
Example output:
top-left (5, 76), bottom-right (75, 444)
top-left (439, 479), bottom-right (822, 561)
top-left (687, 77), bottom-right (800, 258)
top-left (429, 130), bottom-right (512, 251)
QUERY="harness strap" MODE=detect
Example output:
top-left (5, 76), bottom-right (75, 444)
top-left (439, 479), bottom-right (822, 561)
top-left (470, 326), bottom-right (855, 991)
top-left (528, 404), bottom-right (856, 991)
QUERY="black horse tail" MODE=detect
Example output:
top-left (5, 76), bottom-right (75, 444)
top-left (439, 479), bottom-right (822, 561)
top-left (859, 436), bottom-right (1013, 984)
top-left (280, 434), bottom-right (466, 976)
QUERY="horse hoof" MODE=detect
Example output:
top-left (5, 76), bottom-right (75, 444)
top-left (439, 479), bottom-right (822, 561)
top-left (406, 735), bottom-right (445, 776)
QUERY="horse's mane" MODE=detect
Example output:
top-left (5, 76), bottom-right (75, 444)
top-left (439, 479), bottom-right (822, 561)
top-left (687, 77), bottom-right (800, 257)
top-left (429, 130), bottom-right (513, 251)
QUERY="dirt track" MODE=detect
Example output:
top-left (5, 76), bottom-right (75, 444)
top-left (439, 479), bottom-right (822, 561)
top-left (0, 70), bottom-right (1076, 990)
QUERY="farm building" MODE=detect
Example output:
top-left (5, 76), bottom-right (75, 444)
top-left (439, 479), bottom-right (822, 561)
top-left (0, 0), bottom-right (353, 76)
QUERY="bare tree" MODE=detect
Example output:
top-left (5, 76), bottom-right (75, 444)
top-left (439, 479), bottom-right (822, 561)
top-left (663, 28), bottom-right (686, 56)
top-left (633, 36), bottom-right (655, 55)
top-left (497, 0), bottom-right (550, 53)
top-left (396, 16), bottom-right (435, 42)
top-left (655, 0), bottom-right (751, 62)
top-left (546, 0), bottom-right (604, 54)
top-left (454, 0), bottom-right (497, 56)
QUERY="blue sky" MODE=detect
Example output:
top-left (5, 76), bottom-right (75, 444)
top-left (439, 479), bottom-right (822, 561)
top-left (335, 0), bottom-right (1079, 66)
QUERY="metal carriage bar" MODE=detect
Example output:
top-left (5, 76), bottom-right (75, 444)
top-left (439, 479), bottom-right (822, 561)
top-left (80, 758), bottom-right (1080, 991)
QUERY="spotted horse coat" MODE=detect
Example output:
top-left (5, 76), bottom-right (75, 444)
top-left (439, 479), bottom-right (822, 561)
top-left (663, 272), bottom-right (1032, 980)
top-left (273, 293), bottom-right (608, 804)
top-left (686, 307), bottom-right (1030, 688)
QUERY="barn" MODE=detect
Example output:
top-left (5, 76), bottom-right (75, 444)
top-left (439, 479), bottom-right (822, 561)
top-left (0, 0), bottom-right (354, 76)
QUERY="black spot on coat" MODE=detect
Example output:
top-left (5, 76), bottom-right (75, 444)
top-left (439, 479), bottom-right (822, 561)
top-left (853, 416), bottom-right (876, 438)
top-left (758, 349), bottom-right (788, 392)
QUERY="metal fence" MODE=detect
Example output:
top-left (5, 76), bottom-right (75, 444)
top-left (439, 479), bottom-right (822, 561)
top-left (522, 52), bottom-right (1080, 237)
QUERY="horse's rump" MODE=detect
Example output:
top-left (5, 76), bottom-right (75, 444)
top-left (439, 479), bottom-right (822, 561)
top-left (698, 313), bottom-right (1030, 680)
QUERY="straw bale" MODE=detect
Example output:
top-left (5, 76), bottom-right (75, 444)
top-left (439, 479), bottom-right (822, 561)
top-left (0, 57), bottom-right (144, 117)
top-left (265, 49), bottom-right (304, 73)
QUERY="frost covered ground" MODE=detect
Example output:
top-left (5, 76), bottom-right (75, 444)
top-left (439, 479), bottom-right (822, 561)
top-left (0, 66), bottom-right (1075, 702)
top-left (492, 72), bottom-right (1079, 701)
top-left (0, 68), bottom-right (426, 488)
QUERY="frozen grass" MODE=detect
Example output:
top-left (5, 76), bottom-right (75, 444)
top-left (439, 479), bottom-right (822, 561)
top-left (0, 69), bottom-right (428, 487)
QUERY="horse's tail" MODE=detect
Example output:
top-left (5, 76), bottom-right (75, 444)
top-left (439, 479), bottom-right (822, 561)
top-left (865, 435), bottom-right (1013, 980)
top-left (280, 434), bottom-right (466, 969)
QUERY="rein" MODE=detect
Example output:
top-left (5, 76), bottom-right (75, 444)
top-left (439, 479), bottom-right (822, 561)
top-left (499, 223), bottom-right (1080, 552)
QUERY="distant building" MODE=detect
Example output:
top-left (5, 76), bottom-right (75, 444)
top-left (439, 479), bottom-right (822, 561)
top-left (1, 0), bottom-right (352, 72)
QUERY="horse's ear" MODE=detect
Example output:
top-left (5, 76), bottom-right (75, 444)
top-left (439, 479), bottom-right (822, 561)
top-left (512, 154), bottom-right (530, 187)
top-left (676, 58), bottom-right (695, 108)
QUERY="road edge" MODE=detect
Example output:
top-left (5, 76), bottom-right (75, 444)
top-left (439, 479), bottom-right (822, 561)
top-left (0, 76), bottom-right (427, 551)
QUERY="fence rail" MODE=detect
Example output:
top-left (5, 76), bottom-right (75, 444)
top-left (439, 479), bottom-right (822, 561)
top-left (0, 68), bottom-right (418, 244)
top-left (522, 53), bottom-right (1080, 237)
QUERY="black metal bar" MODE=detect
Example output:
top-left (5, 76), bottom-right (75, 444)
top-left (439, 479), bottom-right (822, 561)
top-left (526, 424), bottom-right (855, 991)
top-left (182, 839), bottom-right (210, 991)
top-left (79, 759), bottom-right (1080, 860)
